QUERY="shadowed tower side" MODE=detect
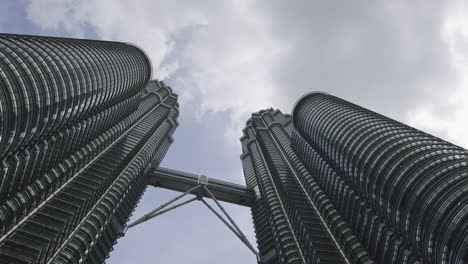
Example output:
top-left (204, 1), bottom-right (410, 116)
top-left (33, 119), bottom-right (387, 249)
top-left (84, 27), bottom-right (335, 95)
top-left (240, 108), bottom-right (372, 264)
top-left (241, 93), bottom-right (468, 264)
top-left (0, 34), bottom-right (179, 264)
top-left (292, 93), bottom-right (468, 264)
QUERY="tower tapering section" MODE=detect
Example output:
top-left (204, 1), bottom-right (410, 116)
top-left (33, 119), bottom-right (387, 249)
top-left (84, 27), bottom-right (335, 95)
top-left (0, 34), bottom-right (179, 264)
top-left (242, 93), bottom-right (468, 264)
top-left (292, 92), bottom-right (468, 264)
top-left (240, 109), bottom-right (372, 264)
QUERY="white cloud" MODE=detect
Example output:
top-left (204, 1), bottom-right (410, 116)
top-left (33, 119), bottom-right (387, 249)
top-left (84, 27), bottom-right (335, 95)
top-left (26, 0), bottom-right (281, 149)
top-left (409, 0), bottom-right (468, 148)
top-left (26, 0), bottom-right (206, 74)
top-left (25, 0), bottom-right (468, 148)
top-left (21, 1), bottom-right (468, 263)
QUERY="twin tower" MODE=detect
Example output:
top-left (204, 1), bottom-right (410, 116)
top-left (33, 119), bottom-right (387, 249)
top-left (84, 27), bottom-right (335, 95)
top-left (0, 34), bottom-right (466, 264)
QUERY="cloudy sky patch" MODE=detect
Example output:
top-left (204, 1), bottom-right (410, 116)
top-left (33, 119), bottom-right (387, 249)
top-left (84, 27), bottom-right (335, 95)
top-left (1, 0), bottom-right (467, 263)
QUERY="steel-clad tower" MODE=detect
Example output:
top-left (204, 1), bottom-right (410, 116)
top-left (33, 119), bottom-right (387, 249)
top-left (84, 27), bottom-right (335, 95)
top-left (241, 93), bottom-right (468, 264)
top-left (241, 109), bottom-right (373, 264)
top-left (291, 93), bottom-right (467, 264)
top-left (0, 34), bottom-right (179, 264)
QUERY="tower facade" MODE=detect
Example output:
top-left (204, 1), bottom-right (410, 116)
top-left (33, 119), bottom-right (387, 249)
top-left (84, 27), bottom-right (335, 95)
top-left (242, 93), bottom-right (468, 264)
top-left (0, 34), bottom-right (179, 264)
top-left (241, 109), bottom-right (372, 264)
top-left (1, 33), bottom-right (467, 264)
top-left (291, 93), bottom-right (467, 264)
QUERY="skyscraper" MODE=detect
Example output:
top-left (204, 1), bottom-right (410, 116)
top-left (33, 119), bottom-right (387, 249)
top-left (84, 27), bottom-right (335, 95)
top-left (241, 109), bottom-right (373, 264)
top-left (241, 93), bottom-right (468, 264)
top-left (0, 34), bottom-right (179, 264)
top-left (1, 33), bottom-right (467, 264)
top-left (292, 92), bottom-right (467, 264)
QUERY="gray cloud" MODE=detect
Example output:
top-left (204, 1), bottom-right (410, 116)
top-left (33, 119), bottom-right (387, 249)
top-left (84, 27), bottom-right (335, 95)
top-left (2, 0), bottom-right (467, 263)
top-left (253, 1), bottom-right (458, 120)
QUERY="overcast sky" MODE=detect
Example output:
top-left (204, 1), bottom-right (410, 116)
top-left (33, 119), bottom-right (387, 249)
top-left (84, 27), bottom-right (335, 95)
top-left (1, 0), bottom-right (468, 263)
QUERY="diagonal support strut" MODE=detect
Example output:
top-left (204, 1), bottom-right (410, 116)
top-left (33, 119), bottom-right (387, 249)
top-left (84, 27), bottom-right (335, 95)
top-left (125, 182), bottom-right (259, 260)
top-left (201, 186), bottom-right (259, 257)
top-left (127, 185), bottom-right (201, 229)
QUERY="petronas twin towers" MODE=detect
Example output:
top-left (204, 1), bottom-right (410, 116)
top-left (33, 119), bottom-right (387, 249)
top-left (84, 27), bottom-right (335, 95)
top-left (0, 33), bottom-right (466, 264)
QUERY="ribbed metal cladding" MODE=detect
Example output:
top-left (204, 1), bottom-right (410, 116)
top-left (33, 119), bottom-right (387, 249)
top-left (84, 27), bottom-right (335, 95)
top-left (0, 34), bottom-right (151, 158)
top-left (0, 34), bottom-right (152, 204)
top-left (292, 92), bottom-right (468, 264)
top-left (0, 81), bottom-right (178, 264)
top-left (241, 109), bottom-right (373, 264)
top-left (241, 112), bottom-right (300, 264)
top-left (0, 33), bottom-right (179, 264)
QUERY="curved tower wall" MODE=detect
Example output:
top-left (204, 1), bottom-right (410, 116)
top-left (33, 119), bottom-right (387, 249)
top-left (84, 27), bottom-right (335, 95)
top-left (0, 33), bottom-right (178, 264)
top-left (0, 34), bottom-right (151, 159)
top-left (0, 34), bottom-right (153, 204)
top-left (241, 109), bottom-right (374, 264)
top-left (292, 93), bottom-right (468, 264)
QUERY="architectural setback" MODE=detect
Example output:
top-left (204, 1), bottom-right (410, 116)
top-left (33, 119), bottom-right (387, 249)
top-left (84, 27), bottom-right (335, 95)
top-left (0, 34), bottom-right (179, 264)
top-left (241, 94), bottom-right (468, 264)
top-left (241, 109), bottom-right (372, 264)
